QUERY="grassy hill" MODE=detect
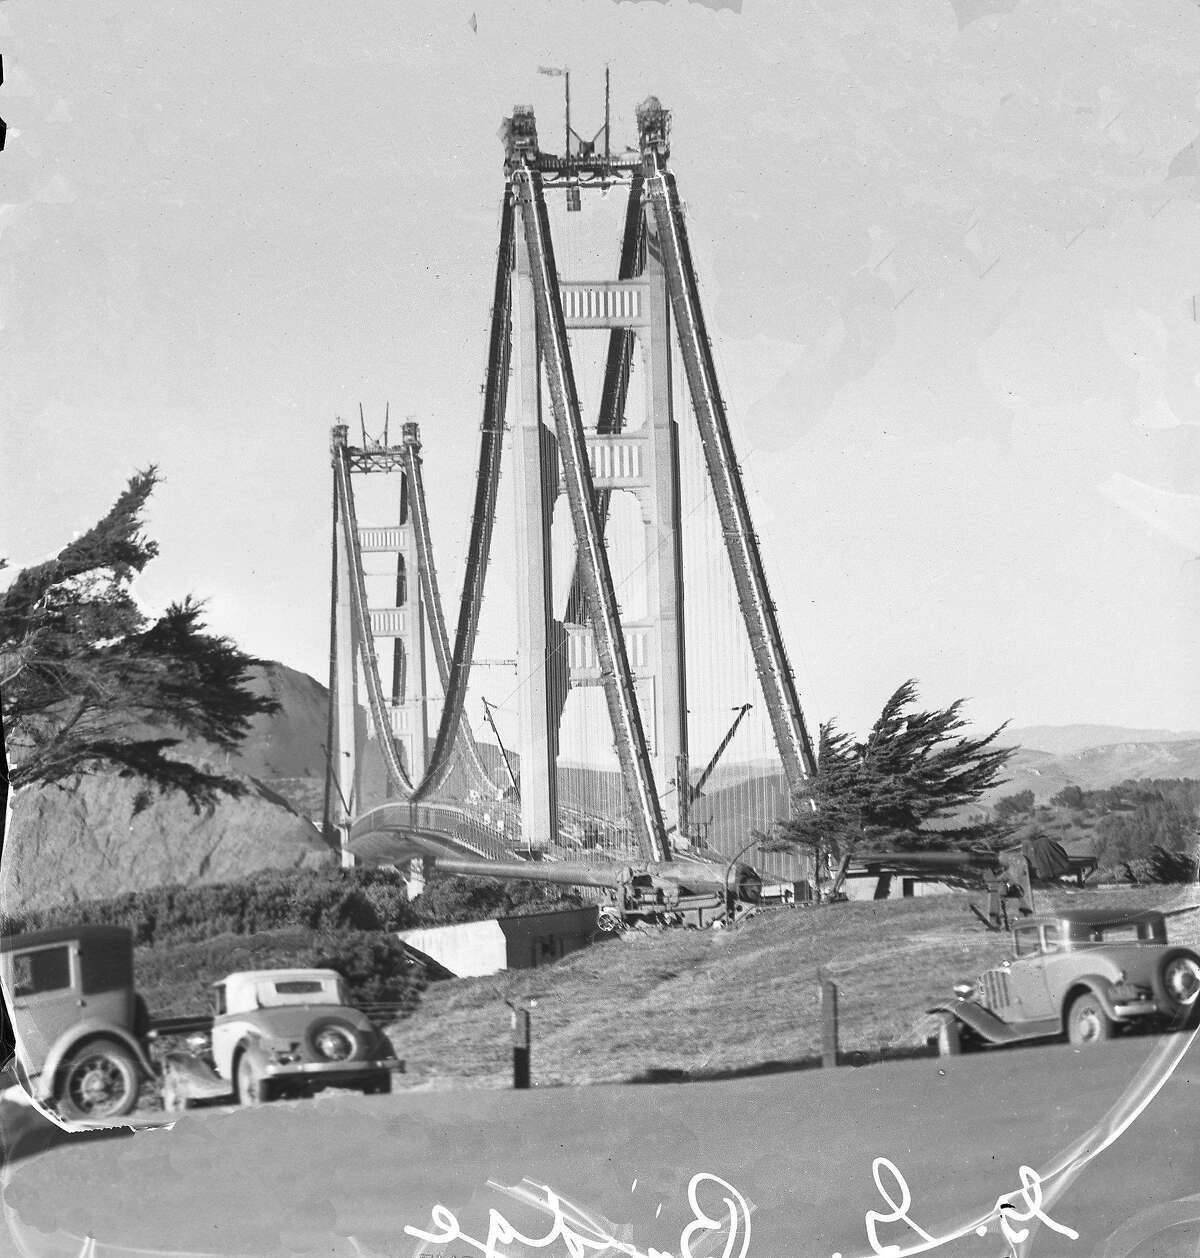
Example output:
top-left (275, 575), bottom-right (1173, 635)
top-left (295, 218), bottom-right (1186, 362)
top-left (384, 884), bottom-right (1200, 1090)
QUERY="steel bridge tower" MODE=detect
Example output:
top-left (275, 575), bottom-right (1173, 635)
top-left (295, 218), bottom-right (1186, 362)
top-left (324, 421), bottom-right (430, 862)
top-left (511, 135), bottom-right (687, 854)
top-left (502, 95), bottom-right (819, 868)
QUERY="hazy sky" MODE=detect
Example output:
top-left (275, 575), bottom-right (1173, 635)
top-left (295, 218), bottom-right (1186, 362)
top-left (3, 0), bottom-right (1200, 742)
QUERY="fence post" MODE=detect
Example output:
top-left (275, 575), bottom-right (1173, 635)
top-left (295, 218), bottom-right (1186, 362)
top-left (508, 999), bottom-right (533, 1089)
top-left (821, 979), bottom-right (839, 1068)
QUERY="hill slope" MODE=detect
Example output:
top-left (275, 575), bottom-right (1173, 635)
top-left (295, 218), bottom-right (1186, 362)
top-left (387, 885), bottom-right (1200, 1089)
top-left (975, 740), bottom-right (1200, 809)
top-left (1, 661), bottom-right (338, 915)
top-left (1005, 725), bottom-right (1200, 757)
top-left (1, 770), bottom-right (332, 916)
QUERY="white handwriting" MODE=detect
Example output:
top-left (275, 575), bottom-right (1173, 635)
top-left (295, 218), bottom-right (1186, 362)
top-left (403, 1171), bottom-right (752, 1258)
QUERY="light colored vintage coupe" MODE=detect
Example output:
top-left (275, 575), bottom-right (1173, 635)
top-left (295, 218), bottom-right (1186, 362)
top-left (932, 907), bottom-right (1200, 1053)
top-left (161, 968), bottom-right (401, 1111)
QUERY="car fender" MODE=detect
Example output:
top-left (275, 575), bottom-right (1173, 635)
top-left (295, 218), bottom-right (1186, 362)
top-left (229, 1034), bottom-right (271, 1078)
top-left (40, 1023), bottom-right (154, 1102)
top-left (213, 1019), bottom-right (269, 1080)
top-left (928, 1000), bottom-right (1038, 1045)
top-left (1058, 976), bottom-right (1122, 1027)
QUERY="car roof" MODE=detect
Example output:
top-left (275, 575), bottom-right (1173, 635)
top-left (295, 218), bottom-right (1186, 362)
top-left (1021, 908), bottom-right (1165, 928)
top-left (212, 968), bottom-right (342, 987)
top-left (0, 924), bottom-right (133, 952)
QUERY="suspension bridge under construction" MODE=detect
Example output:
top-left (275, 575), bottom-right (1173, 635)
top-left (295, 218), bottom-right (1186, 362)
top-left (321, 92), bottom-right (821, 905)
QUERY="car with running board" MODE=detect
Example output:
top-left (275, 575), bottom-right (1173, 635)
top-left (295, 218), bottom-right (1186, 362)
top-left (931, 907), bottom-right (1200, 1054)
top-left (0, 925), bottom-right (156, 1122)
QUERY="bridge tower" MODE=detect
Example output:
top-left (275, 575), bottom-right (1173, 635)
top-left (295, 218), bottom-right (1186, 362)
top-left (509, 108), bottom-right (689, 854)
top-left (324, 419), bottom-right (429, 862)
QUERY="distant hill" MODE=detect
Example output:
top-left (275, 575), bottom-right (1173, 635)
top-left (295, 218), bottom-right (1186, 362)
top-left (976, 740), bottom-right (1200, 808)
top-left (1005, 725), bottom-right (1200, 757)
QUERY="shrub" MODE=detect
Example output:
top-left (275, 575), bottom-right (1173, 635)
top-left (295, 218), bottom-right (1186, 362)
top-left (135, 929), bottom-right (426, 1018)
top-left (993, 790), bottom-right (1035, 822)
top-left (0, 867), bottom-right (420, 944)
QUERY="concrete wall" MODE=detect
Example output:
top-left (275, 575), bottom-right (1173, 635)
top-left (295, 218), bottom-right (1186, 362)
top-left (398, 906), bottom-right (604, 978)
top-left (842, 877), bottom-right (957, 902)
top-left (396, 920), bottom-right (507, 978)
top-left (496, 906), bottom-right (601, 969)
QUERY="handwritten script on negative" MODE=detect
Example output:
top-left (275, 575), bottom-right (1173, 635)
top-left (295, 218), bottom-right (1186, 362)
top-left (402, 1158), bottom-right (1078, 1258)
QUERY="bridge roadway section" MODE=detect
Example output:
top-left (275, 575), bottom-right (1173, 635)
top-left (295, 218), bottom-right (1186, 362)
top-left (345, 799), bottom-right (518, 867)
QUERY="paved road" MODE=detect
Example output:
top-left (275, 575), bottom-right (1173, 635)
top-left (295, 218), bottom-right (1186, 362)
top-left (1, 1034), bottom-right (1197, 1258)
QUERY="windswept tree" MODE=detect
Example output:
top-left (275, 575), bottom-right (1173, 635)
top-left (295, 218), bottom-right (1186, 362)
top-left (771, 680), bottom-right (1016, 869)
top-left (1, 469), bottom-right (277, 816)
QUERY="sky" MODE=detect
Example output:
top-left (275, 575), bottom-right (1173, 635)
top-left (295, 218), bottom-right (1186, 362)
top-left (3, 0), bottom-right (1200, 745)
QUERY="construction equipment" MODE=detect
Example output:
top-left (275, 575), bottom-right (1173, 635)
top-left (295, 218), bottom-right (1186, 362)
top-left (433, 851), bottom-right (763, 931)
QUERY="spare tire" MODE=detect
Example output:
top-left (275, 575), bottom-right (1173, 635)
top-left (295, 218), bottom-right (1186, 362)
top-left (305, 1015), bottom-right (370, 1063)
top-left (1152, 948), bottom-right (1200, 1020)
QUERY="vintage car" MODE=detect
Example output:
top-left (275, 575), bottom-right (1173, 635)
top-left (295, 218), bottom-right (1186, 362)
top-left (932, 908), bottom-right (1200, 1054)
top-left (160, 968), bottom-right (401, 1111)
top-left (0, 925), bottom-right (155, 1121)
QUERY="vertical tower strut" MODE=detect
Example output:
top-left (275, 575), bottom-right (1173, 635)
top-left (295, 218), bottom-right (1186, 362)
top-left (511, 164), bottom-right (672, 864)
top-left (643, 159), bottom-right (818, 798)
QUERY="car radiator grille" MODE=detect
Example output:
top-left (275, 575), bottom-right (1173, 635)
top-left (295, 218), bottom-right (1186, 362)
top-left (982, 970), bottom-right (1010, 1010)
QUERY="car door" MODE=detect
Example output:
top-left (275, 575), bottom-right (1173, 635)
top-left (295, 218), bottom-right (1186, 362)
top-left (3, 941), bottom-right (80, 1072)
top-left (981, 925), bottom-right (1049, 1025)
top-left (1004, 925), bottom-right (1058, 1021)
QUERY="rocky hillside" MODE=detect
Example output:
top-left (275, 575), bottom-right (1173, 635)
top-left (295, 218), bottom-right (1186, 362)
top-left (1, 772), bottom-right (331, 915)
top-left (1, 662), bottom-right (338, 916)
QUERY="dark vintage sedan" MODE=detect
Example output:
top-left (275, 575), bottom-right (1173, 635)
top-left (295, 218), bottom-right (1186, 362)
top-left (0, 925), bottom-right (155, 1121)
top-left (931, 907), bottom-right (1200, 1053)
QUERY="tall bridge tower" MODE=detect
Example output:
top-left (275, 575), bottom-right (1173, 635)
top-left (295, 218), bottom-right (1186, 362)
top-left (324, 419), bottom-right (430, 859)
top-left (511, 116), bottom-right (688, 854)
top-left (501, 93), bottom-right (818, 869)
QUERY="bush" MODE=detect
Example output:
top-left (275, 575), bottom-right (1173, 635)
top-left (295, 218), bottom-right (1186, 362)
top-left (1050, 785), bottom-right (1085, 810)
top-left (416, 873), bottom-right (585, 926)
top-left (993, 790), bottom-right (1035, 822)
top-left (0, 867), bottom-right (420, 944)
top-left (135, 929), bottom-right (427, 1018)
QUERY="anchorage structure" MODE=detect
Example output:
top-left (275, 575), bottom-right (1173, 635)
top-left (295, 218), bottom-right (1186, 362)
top-left (324, 95), bottom-right (817, 879)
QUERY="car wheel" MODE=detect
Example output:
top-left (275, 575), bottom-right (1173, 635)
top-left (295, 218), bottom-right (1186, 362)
top-left (1067, 992), bottom-right (1114, 1046)
top-left (597, 908), bottom-right (622, 933)
top-left (235, 1054), bottom-right (273, 1106)
top-left (1153, 949), bottom-right (1200, 1020)
top-left (57, 1040), bottom-right (141, 1121)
